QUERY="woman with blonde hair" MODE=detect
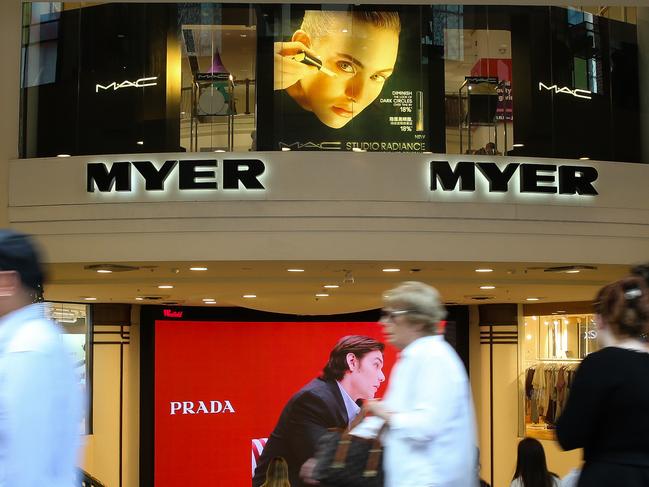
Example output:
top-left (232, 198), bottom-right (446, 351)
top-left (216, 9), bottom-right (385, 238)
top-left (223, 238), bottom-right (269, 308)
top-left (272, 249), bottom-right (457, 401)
top-left (261, 456), bottom-right (291, 487)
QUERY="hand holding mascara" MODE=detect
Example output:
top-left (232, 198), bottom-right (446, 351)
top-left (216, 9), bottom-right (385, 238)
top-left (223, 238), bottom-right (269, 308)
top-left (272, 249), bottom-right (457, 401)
top-left (291, 52), bottom-right (336, 77)
top-left (274, 41), bottom-right (335, 90)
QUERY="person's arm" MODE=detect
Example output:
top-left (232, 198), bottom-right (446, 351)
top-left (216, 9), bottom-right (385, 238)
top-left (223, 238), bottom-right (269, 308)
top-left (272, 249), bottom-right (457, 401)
top-left (5, 349), bottom-right (56, 487)
top-left (556, 354), bottom-right (605, 451)
top-left (386, 354), bottom-right (470, 443)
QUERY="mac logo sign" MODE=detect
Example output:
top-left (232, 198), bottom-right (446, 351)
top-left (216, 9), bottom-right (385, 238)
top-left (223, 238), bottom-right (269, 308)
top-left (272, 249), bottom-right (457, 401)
top-left (95, 76), bottom-right (158, 93)
top-left (538, 82), bottom-right (592, 100)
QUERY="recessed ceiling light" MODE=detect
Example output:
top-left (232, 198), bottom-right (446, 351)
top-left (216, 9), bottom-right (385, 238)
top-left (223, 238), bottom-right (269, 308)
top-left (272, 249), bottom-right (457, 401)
top-left (135, 297), bottom-right (144, 301)
top-left (382, 268), bottom-right (400, 272)
top-left (480, 285), bottom-right (496, 290)
top-left (512, 143), bottom-right (525, 148)
top-left (205, 301), bottom-right (217, 304)
top-left (475, 268), bottom-right (493, 273)
top-left (323, 285), bottom-right (339, 289)
top-left (287, 269), bottom-right (304, 272)
top-left (96, 269), bottom-right (112, 274)
top-left (57, 154), bottom-right (71, 158)
top-left (137, 141), bottom-right (144, 145)
top-left (84, 297), bottom-right (97, 301)
top-left (565, 270), bottom-right (580, 274)
top-left (190, 267), bottom-right (208, 271)
top-left (243, 294), bottom-right (256, 298)
top-left (526, 297), bottom-right (540, 301)
top-left (579, 157), bottom-right (590, 160)
top-left (316, 293), bottom-right (329, 297)
top-left (214, 149), bottom-right (226, 153)
top-left (202, 298), bottom-right (215, 302)
top-left (281, 147), bottom-right (291, 151)
top-left (158, 285), bottom-right (174, 289)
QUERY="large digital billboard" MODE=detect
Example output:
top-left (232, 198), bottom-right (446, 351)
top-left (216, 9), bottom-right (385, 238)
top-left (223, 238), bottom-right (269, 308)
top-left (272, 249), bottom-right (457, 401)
top-left (153, 318), bottom-right (397, 486)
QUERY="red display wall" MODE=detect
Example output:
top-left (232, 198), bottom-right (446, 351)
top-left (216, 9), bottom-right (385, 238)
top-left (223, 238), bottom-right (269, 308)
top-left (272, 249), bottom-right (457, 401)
top-left (154, 320), bottom-right (396, 486)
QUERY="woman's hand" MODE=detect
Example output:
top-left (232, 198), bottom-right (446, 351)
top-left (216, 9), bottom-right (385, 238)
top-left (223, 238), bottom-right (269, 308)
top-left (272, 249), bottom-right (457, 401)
top-left (274, 41), bottom-right (319, 90)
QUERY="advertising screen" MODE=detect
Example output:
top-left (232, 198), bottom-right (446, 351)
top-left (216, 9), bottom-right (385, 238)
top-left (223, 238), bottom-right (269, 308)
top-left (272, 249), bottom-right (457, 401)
top-left (153, 319), bottom-right (397, 487)
top-left (268, 7), bottom-right (431, 152)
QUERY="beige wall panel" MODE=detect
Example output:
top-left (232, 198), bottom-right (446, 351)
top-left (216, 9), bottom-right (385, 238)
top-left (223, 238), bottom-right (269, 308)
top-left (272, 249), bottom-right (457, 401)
top-left (91, 345), bottom-right (123, 487)
top-left (0, 1), bottom-right (21, 227)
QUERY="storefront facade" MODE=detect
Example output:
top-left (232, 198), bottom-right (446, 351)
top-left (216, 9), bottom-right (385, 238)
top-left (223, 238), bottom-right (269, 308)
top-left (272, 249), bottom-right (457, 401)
top-left (2, 2), bottom-right (649, 487)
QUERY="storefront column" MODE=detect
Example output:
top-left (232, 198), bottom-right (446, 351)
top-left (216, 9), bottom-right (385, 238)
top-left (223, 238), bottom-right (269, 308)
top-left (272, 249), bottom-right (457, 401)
top-left (639, 7), bottom-right (649, 163)
top-left (0, 0), bottom-right (21, 227)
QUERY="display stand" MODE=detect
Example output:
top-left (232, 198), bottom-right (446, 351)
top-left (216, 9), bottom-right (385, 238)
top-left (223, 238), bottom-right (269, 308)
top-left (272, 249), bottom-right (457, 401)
top-left (190, 71), bottom-right (235, 152)
top-left (458, 76), bottom-right (509, 155)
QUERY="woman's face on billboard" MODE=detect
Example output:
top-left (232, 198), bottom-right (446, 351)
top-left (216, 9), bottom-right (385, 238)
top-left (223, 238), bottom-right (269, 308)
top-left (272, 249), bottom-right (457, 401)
top-left (291, 18), bottom-right (399, 129)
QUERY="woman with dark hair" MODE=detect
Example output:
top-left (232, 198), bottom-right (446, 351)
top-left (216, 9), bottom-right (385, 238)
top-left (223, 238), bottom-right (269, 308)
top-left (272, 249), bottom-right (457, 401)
top-left (510, 438), bottom-right (559, 487)
top-left (556, 276), bottom-right (649, 486)
top-left (261, 457), bottom-right (291, 487)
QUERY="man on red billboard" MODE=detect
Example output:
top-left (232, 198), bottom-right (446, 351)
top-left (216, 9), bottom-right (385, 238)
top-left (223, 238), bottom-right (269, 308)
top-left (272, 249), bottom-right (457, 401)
top-left (252, 335), bottom-right (385, 487)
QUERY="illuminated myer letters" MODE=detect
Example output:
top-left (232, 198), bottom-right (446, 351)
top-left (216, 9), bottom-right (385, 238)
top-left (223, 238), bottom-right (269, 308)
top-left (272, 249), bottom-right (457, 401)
top-left (87, 159), bottom-right (266, 192)
top-left (538, 82), bottom-right (592, 100)
top-left (430, 161), bottom-right (598, 195)
top-left (95, 76), bottom-right (158, 93)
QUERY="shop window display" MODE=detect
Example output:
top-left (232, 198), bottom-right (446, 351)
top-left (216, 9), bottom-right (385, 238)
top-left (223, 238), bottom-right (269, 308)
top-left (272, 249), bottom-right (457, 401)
top-left (18, 3), bottom-right (640, 161)
top-left (521, 313), bottom-right (598, 440)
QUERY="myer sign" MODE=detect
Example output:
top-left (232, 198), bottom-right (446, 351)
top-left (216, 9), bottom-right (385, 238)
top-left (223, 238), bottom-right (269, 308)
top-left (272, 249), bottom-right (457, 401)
top-left (87, 159), bottom-right (265, 192)
top-left (430, 161), bottom-right (598, 195)
top-left (85, 157), bottom-right (598, 197)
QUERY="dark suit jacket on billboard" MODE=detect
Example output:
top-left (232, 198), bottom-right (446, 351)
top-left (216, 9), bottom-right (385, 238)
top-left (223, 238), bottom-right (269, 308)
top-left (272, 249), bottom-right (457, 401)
top-left (252, 377), bottom-right (349, 487)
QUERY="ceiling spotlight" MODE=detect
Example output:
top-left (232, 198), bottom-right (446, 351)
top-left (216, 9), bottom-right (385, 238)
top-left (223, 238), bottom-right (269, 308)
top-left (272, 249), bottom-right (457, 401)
top-left (475, 268), bottom-right (493, 273)
top-left (57, 154), bottom-right (71, 158)
top-left (512, 143), bottom-right (525, 148)
top-left (565, 270), bottom-right (580, 274)
top-left (316, 293), bottom-right (329, 297)
top-left (281, 147), bottom-right (291, 151)
top-left (202, 298), bottom-right (216, 302)
top-left (480, 285), bottom-right (496, 290)
top-left (135, 297), bottom-right (144, 301)
top-left (579, 157), bottom-right (590, 160)
top-left (323, 285), bottom-right (339, 289)
top-left (96, 269), bottom-right (113, 274)
top-left (243, 294), bottom-right (256, 298)
top-left (205, 301), bottom-right (217, 304)
top-left (526, 297), bottom-right (540, 301)
top-left (214, 149), bottom-right (226, 153)
top-left (158, 285), bottom-right (174, 289)
top-left (382, 268), bottom-right (400, 272)
top-left (287, 269), bottom-right (305, 272)
top-left (137, 140), bottom-right (144, 145)
top-left (84, 297), bottom-right (97, 301)
top-left (190, 267), bottom-right (208, 271)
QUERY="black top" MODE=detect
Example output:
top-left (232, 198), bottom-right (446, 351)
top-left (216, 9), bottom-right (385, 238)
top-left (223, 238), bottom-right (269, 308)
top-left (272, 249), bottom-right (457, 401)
top-left (557, 347), bottom-right (649, 465)
top-left (252, 378), bottom-right (349, 487)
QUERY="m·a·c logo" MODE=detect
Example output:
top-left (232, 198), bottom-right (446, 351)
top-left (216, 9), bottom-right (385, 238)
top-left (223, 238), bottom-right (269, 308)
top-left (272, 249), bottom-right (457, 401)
top-left (95, 76), bottom-right (158, 93)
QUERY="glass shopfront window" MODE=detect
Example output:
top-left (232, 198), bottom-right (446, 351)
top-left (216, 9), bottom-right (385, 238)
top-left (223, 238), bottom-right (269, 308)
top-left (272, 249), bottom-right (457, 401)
top-left (19, 3), bottom-right (641, 161)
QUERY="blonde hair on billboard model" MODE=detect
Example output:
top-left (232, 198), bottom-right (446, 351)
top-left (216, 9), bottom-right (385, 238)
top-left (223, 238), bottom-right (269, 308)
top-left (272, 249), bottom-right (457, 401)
top-left (300, 10), bottom-right (401, 40)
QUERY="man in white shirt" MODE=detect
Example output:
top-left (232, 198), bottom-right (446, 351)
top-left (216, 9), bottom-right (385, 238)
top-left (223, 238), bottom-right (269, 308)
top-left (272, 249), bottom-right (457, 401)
top-left (355, 281), bottom-right (478, 487)
top-left (0, 229), bottom-right (82, 487)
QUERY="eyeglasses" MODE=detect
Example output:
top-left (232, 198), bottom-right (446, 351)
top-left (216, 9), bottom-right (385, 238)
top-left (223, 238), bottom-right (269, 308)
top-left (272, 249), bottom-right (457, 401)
top-left (379, 309), bottom-right (413, 322)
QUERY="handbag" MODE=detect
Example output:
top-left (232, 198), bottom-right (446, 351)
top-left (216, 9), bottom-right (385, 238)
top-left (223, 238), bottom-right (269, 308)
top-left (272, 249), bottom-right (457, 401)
top-left (311, 407), bottom-right (387, 487)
